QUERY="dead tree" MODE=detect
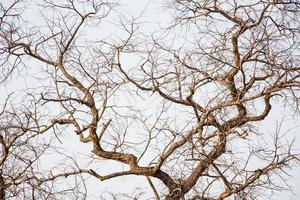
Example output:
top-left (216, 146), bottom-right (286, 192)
top-left (1, 0), bottom-right (300, 199)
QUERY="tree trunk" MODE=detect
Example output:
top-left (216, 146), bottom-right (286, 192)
top-left (0, 172), bottom-right (5, 200)
top-left (165, 187), bottom-right (185, 200)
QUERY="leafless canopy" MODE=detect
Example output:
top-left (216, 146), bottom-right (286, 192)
top-left (1, 0), bottom-right (300, 199)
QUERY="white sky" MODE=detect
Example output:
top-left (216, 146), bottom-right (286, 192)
top-left (1, 0), bottom-right (300, 199)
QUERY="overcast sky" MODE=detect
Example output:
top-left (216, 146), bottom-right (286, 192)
top-left (1, 0), bottom-right (300, 199)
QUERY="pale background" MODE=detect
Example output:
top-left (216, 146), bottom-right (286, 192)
top-left (1, 0), bottom-right (299, 199)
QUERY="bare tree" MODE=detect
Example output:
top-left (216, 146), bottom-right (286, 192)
top-left (1, 0), bottom-right (300, 199)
